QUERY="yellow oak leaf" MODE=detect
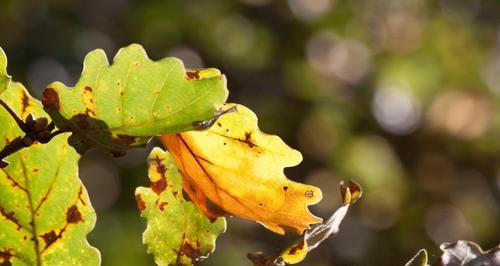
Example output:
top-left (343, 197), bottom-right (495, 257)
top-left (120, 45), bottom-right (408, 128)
top-left (160, 103), bottom-right (322, 235)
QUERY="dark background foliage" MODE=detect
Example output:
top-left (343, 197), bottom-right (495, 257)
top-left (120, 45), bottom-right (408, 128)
top-left (1, 0), bottom-right (499, 265)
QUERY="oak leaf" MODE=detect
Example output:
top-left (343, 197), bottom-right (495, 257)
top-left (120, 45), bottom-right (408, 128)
top-left (0, 79), bottom-right (99, 265)
top-left (135, 148), bottom-right (225, 266)
top-left (161, 103), bottom-right (322, 235)
top-left (42, 44), bottom-right (227, 156)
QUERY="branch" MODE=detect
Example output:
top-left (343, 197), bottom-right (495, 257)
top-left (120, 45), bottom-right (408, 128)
top-left (0, 100), bottom-right (68, 168)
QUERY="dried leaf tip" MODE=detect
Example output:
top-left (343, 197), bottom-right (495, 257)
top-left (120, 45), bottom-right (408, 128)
top-left (340, 179), bottom-right (362, 205)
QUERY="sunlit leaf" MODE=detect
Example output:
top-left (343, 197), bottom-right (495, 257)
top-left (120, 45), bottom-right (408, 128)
top-left (0, 82), bottom-right (99, 265)
top-left (0, 47), bottom-right (10, 95)
top-left (135, 148), bottom-right (225, 266)
top-left (405, 249), bottom-right (428, 266)
top-left (432, 240), bottom-right (499, 266)
top-left (161, 103), bottom-right (322, 235)
top-left (42, 43), bottom-right (228, 156)
top-left (248, 180), bottom-right (362, 266)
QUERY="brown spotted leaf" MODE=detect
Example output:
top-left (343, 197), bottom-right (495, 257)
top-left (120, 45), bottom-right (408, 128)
top-left (0, 81), bottom-right (99, 265)
top-left (161, 103), bottom-right (322, 235)
top-left (135, 148), bottom-right (225, 266)
top-left (248, 180), bottom-right (362, 265)
top-left (42, 43), bottom-right (228, 156)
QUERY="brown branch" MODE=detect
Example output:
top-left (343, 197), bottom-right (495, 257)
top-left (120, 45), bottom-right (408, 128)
top-left (0, 99), bottom-right (69, 167)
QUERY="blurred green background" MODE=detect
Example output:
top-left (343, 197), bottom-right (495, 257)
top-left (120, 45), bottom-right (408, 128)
top-left (1, 0), bottom-right (499, 265)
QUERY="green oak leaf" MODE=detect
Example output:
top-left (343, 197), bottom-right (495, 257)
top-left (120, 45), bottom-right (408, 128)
top-left (0, 47), bottom-right (11, 95)
top-left (0, 81), bottom-right (99, 265)
top-left (42, 43), bottom-right (228, 156)
top-left (135, 148), bottom-right (226, 266)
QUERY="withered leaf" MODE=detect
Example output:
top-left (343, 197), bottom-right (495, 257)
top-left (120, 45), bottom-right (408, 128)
top-left (161, 103), bottom-right (322, 235)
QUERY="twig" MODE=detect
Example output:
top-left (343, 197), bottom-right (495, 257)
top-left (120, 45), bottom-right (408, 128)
top-left (0, 100), bottom-right (68, 168)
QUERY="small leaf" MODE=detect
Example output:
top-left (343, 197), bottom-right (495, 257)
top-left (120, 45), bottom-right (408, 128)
top-left (136, 148), bottom-right (225, 266)
top-left (405, 249), bottom-right (428, 266)
top-left (340, 179), bottom-right (362, 205)
top-left (431, 240), bottom-right (499, 266)
top-left (42, 44), bottom-right (228, 156)
top-left (0, 47), bottom-right (11, 95)
top-left (280, 237), bottom-right (308, 264)
top-left (161, 103), bottom-right (322, 235)
top-left (248, 180), bottom-right (362, 266)
top-left (0, 82), bottom-right (99, 265)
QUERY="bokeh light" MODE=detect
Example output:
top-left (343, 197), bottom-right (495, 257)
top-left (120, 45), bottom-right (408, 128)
top-left (1, 0), bottom-right (499, 265)
top-left (372, 86), bottom-right (421, 135)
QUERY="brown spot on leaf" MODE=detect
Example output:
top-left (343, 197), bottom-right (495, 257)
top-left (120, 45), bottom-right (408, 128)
top-left (217, 122), bottom-right (222, 127)
top-left (244, 132), bottom-right (256, 148)
top-left (66, 205), bottom-right (83, 223)
top-left (0, 207), bottom-right (20, 230)
top-left (288, 239), bottom-right (305, 255)
top-left (0, 250), bottom-right (12, 266)
top-left (77, 187), bottom-right (86, 206)
top-left (283, 186), bottom-right (288, 191)
top-left (305, 190), bottom-right (314, 198)
top-left (32, 168), bottom-right (39, 173)
top-left (135, 194), bottom-right (146, 211)
top-left (4, 173), bottom-right (27, 192)
top-left (151, 156), bottom-right (168, 194)
top-left (182, 241), bottom-right (201, 259)
top-left (41, 88), bottom-right (60, 110)
top-left (185, 71), bottom-right (200, 80)
top-left (20, 90), bottom-right (31, 116)
top-left (40, 230), bottom-right (59, 247)
top-left (173, 191), bottom-right (178, 196)
top-left (151, 178), bottom-right (167, 194)
top-left (158, 202), bottom-right (168, 211)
